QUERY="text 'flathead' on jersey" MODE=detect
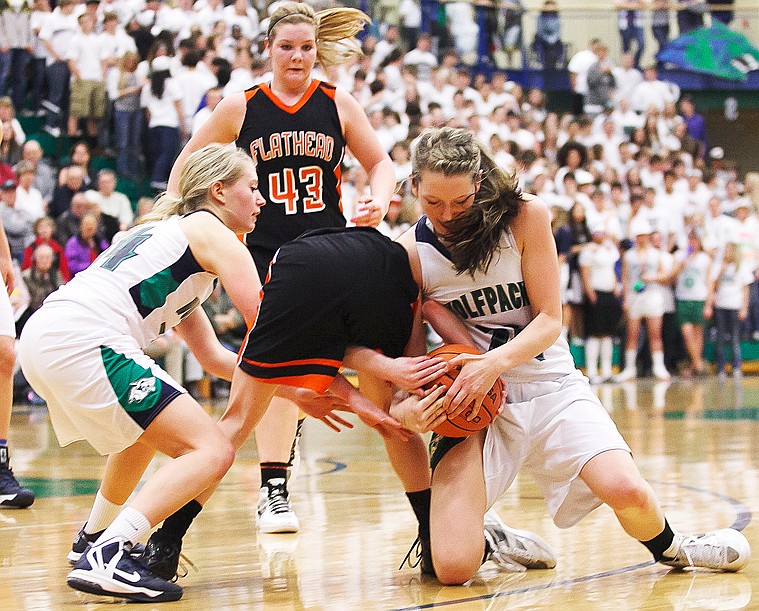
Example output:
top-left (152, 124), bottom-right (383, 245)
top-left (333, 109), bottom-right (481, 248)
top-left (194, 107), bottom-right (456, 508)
top-left (250, 131), bottom-right (335, 163)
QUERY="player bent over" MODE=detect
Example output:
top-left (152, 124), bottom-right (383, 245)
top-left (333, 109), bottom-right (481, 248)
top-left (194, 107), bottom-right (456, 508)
top-left (384, 126), bottom-right (749, 585)
top-left (136, 226), bottom-right (557, 582)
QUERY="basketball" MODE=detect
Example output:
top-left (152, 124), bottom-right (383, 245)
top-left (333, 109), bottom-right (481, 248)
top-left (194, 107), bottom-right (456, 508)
top-left (422, 344), bottom-right (503, 437)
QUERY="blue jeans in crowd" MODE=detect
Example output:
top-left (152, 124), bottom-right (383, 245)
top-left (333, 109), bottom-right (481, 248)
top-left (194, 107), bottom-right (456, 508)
top-left (29, 57), bottom-right (46, 113)
top-left (714, 307), bottom-right (742, 374)
top-left (652, 25), bottom-right (670, 55)
top-left (44, 60), bottom-right (70, 130)
top-left (0, 48), bottom-right (31, 112)
top-left (620, 25), bottom-right (645, 68)
top-left (148, 125), bottom-right (180, 187)
top-left (114, 109), bottom-right (143, 179)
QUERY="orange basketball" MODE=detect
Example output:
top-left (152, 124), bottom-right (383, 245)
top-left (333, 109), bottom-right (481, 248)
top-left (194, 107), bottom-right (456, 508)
top-left (422, 344), bottom-right (503, 437)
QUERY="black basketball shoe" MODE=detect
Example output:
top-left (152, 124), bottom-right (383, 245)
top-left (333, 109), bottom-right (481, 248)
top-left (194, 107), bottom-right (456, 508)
top-left (67, 537), bottom-right (182, 602)
top-left (0, 447), bottom-right (34, 509)
top-left (139, 532), bottom-right (185, 582)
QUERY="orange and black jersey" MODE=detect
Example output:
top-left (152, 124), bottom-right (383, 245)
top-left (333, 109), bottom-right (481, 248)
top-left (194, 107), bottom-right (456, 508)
top-left (236, 80), bottom-right (347, 279)
top-left (238, 228), bottom-right (419, 393)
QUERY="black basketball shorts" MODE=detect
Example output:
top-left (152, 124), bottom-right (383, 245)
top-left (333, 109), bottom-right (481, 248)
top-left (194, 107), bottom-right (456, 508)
top-left (238, 227), bottom-right (419, 392)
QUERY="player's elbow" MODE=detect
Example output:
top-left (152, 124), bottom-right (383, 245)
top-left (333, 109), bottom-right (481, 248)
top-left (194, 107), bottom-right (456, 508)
top-left (538, 312), bottom-right (563, 345)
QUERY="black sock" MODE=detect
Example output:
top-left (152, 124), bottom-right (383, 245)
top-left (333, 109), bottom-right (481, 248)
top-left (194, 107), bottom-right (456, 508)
top-left (261, 462), bottom-right (289, 488)
top-left (641, 519), bottom-right (676, 561)
top-left (155, 500), bottom-right (203, 543)
top-left (483, 535), bottom-right (492, 564)
top-left (405, 488), bottom-right (431, 539)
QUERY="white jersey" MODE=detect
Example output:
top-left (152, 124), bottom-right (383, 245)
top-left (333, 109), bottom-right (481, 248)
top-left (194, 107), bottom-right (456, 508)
top-left (675, 250), bottom-right (711, 301)
top-left (415, 217), bottom-right (576, 382)
top-left (45, 215), bottom-right (216, 348)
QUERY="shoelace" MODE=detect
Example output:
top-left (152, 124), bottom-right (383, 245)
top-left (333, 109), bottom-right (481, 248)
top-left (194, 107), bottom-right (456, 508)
top-left (267, 487), bottom-right (292, 515)
top-left (676, 535), bottom-right (727, 568)
top-left (171, 552), bottom-right (197, 582)
top-left (398, 537), bottom-right (423, 570)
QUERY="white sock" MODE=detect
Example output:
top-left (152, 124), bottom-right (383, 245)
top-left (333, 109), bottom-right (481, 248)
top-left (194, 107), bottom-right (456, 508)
top-left (96, 507), bottom-right (152, 547)
top-left (600, 337), bottom-right (614, 379)
top-left (663, 530), bottom-right (683, 557)
top-left (84, 490), bottom-right (123, 534)
top-left (585, 337), bottom-right (600, 378)
top-left (652, 351), bottom-right (666, 370)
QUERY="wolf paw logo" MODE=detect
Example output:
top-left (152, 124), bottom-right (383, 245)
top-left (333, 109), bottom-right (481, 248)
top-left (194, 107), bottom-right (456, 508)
top-left (129, 377), bottom-right (156, 404)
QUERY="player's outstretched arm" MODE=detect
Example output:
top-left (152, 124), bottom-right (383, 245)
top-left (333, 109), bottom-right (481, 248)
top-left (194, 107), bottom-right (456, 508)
top-left (275, 385), bottom-right (354, 433)
top-left (328, 374), bottom-right (411, 441)
top-left (174, 308), bottom-right (237, 381)
top-left (343, 346), bottom-right (448, 394)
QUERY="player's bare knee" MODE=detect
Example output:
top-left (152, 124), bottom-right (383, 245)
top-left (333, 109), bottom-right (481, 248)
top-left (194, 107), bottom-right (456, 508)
top-left (604, 475), bottom-right (650, 512)
top-left (202, 438), bottom-right (235, 480)
top-left (432, 542), bottom-right (481, 585)
top-left (434, 557), bottom-right (479, 585)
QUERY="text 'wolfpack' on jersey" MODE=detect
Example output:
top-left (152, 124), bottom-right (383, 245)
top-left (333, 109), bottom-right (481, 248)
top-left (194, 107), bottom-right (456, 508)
top-left (415, 216), bottom-right (576, 382)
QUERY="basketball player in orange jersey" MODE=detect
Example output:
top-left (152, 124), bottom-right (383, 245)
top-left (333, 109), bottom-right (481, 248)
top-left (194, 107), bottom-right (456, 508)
top-left (132, 1), bottom-right (417, 572)
top-left (139, 224), bottom-right (559, 583)
top-left (384, 127), bottom-right (750, 584)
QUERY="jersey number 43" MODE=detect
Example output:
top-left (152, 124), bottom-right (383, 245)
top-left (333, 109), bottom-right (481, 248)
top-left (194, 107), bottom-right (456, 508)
top-left (269, 166), bottom-right (325, 215)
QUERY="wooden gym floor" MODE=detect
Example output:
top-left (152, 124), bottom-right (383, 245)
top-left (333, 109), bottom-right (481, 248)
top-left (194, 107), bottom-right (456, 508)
top-left (2, 375), bottom-right (758, 610)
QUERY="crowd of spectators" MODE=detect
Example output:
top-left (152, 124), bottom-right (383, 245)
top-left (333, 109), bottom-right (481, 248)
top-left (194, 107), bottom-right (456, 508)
top-left (1, 0), bottom-right (758, 392)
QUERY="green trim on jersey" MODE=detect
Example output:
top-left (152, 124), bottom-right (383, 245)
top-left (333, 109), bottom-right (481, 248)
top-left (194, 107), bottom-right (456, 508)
top-left (100, 346), bottom-right (164, 413)
top-left (138, 268), bottom-right (181, 311)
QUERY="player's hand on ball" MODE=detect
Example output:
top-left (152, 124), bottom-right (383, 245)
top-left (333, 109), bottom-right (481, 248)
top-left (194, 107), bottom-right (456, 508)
top-left (384, 355), bottom-right (449, 394)
top-left (445, 352), bottom-right (503, 420)
top-left (390, 385), bottom-right (447, 433)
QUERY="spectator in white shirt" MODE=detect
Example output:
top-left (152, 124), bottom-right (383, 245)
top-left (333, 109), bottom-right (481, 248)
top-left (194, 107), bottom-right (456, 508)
top-left (683, 168), bottom-right (711, 216)
top-left (630, 65), bottom-right (680, 114)
top-left (222, 0), bottom-right (258, 41)
top-left (85, 169), bottom-right (133, 231)
top-left (703, 195), bottom-right (736, 256)
top-left (398, 0), bottom-right (421, 50)
top-left (222, 47), bottom-right (256, 96)
top-left (14, 161), bottom-right (46, 221)
top-left (612, 52), bottom-right (643, 105)
top-left (195, 0), bottom-right (224, 36)
top-left (567, 38), bottom-right (600, 115)
top-left (403, 32), bottom-right (437, 82)
top-left (67, 12), bottom-right (107, 138)
top-left (98, 11), bottom-right (135, 82)
top-left (174, 48), bottom-right (217, 140)
top-left (372, 24), bottom-right (400, 70)
top-left (38, 0), bottom-right (79, 137)
top-left (140, 55), bottom-right (185, 191)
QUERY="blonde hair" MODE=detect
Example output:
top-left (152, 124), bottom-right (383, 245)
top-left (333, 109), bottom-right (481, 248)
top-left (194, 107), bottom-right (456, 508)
top-left (411, 127), bottom-right (522, 276)
top-left (723, 241), bottom-right (742, 267)
top-left (139, 144), bottom-right (253, 224)
top-left (267, 2), bottom-right (369, 68)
